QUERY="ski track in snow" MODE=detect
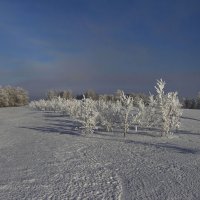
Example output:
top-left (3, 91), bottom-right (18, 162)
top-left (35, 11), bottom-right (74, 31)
top-left (0, 107), bottom-right (200, 199)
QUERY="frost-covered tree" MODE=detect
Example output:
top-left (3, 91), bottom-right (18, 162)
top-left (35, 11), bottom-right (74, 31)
top-left (134, 99), bottom-right (147, 128)
top-left (163, 92), bottom-right (182, 134)
top-left (65, 99), bottom-right (81, 119)
top-left (76, 96), bottom-right (99, 134)
top-left (96, 99), bottom-right (121, 132)
top-left (149, 79), bottom-right (182, 136)
top-left (117, 91), bottom-right (136, 137)
top-left (134, 79), bottom-right (182, 136)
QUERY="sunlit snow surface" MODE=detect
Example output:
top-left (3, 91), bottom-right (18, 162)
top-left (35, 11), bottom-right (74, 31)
top-left (0, 107), bottom-right (200, 199)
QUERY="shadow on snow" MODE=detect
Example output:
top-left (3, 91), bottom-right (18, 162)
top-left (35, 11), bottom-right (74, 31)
top-left (181, 116), bottom-right (200, 122)
top-left (20, 111), bottom-right (200, 155)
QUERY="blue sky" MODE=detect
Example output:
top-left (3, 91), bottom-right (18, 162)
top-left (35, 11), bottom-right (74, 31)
top-left (0, 0), bottom-right (200, 98)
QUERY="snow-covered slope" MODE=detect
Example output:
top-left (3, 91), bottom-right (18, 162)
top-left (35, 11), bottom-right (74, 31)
top-left (0, 107), bottom-right (200, 199)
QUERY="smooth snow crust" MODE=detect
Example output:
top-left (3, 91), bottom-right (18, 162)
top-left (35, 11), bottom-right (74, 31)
top-left (0, 107), bottom-right (200, 199)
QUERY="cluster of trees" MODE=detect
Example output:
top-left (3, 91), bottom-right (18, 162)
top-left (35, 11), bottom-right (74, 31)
top-left (182, 94), bottom-right (200, 109)
top-left (30, 79), bottom-right (182, 137)
top-left (0, 86), bottom-right (29, 107)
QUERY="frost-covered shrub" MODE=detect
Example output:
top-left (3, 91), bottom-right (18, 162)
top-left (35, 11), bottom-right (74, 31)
top-left (0, 86), bottom-right (29, 107)
top-left (136, 94), bottom-right (160, 128)
top-left (29, 99), bottom-right (48, 111)
top-left (96, 99), bottom-right (121, 132)
top-left (47, 97), bottom-right (67, 112)
top-left (64, 99), bottom-right (81, 119)
top-left (75, 96), bottom-right (99, 134)
top-left (163, 92), bottom-right (182, 134)
top-left (45, 98), bottom-right (59, 112)
top-left (29, 97), bottom-right (67, 113)
top-left (133, 99), bottom-right (147, 127)
top-left (29, 97), bottom-right (93, 132)
top-left (15, 87), bottom-right (29, 106)
top-left (0, 88), bottom-right (9, 107)
top-left (117, 91), bottom-right (139, 137)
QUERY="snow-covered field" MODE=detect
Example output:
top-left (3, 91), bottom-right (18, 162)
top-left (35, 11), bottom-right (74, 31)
top-left (0, 107), bottom-right (200, 200)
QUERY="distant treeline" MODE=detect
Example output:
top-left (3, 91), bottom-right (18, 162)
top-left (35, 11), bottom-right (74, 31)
top-left (46, 89), bottom-right (149, 106)
top-left (0, 86), bottom-right (29, 107)
top-left (1, 86), bottom-right (199, 109)
top-left (181, 95), bottom-right (200, 109)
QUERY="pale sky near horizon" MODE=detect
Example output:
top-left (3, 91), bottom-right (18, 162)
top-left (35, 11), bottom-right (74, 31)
top-left (0, 0), bottom-right (200, 98)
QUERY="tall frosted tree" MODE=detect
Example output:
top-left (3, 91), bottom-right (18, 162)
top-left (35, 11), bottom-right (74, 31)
top-left (118, 91), bottom-right (135, 137)
top-left (151, 79), bottom-right (182, 136)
